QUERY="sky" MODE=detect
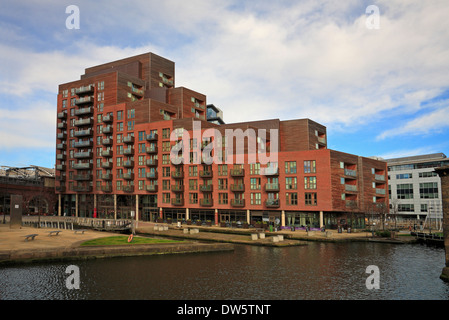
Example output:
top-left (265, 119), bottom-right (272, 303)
top-left (1, 0), bottom-right (449, 169)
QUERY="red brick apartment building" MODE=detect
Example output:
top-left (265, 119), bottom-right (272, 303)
top-left (55, 52), bottom-right (388, 230)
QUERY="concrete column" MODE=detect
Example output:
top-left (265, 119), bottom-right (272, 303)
top-left (281, 210), bottom-right (285, 227)
top-left (186, 207), bottom-right (189, 221)
top-left (75, 194), bottom-right (78, 217)
top-left (135, 194), bottom-right (139, 222)
top-left (214, 208), bottom-right (218, 225)
top-left (58, 194), bottom-right (61, 217)
top-left (435, 166), bottom-right (449, 282)
top-left (246, 209), bottom-right (250, 224)
top-left (320, 211), bottom-right (324, 228)
top-left (114, 194), bottom-right (117, 220)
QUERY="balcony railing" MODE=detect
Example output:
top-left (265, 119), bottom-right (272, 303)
top-left (146, 159), bottom-right (158, 166)
top-left (200, 184), bottom-right (213, 192)
top-left (101, 149), bottom-right (113, 157)
top-left (261, 167), bottom-right (279, 176)
top-left (123, 160), bottom-right (134, 168)
top-left (123, 136), bottom-right (134, 144)
top-left (57, 133), bottom-right (67, 140)
top-left (376, 188), bottom-right (386, 195)
top-left (74, 140), bottom-right (92, 148)
top-left (74, 129), bottom-right (92, 137)
top-left (75, 85), bottom-right (94, 95)
top-left (56, 143), bottom-right (66, 150)
top-left (171, 184), bottom-right (184, 192)
top-left (100, 173), bottom-right (112, 180)
top-left (101, 162), bottom-right (112, 169)
top-left (74, 174), bottom-right (92, 181)
top-left (103, 125), bottom-right (113, 134)
top-left (74, 151), bottom-right (92, 159)
top-left (265, 199), bottom-right (280, 208)
top-left (230, 168), bottom-right (245, 177)
top-left (375, 174), bottom-right (385, 181)
top-left (146, 146), bottom-right (158, 154)
top-left (73, 185), bottom-right (92, 192)
top-left (123, 173), bottom-right (134, 180)
top-left (123, 185), bottom-right (134, 193)
top-left (102, 138), bottom-right (113, 145)
top-left (75, 107), bottom-right (93, 116)
top-left (200, 198), bottom-right (213, 207)
top-left (345, 184), bottom-right (358, 192)
top-left (57, 111), bottom-right (67, 119)
top-left (171, 198), bottom-right (184, 206)
top-left (56, 164), bottom-right (66, 171)
top-left (199, 170), bottom-right (212, 178)
top-left (102, 114), bottom-right (113, 122)
top-left (344, 169), bottom-right (357, 177)
top-left (73, 162), bottom-right (92, 170)
top-left (230, 184), bottom-right (245, 192)
top-left (123, 148), bottom-right (134, 155)
top-left (231, 199), bottom-right (245, 207)
top-left (74, 118), bottom-right (93, 127)
top-left (146, 133), bottom-right (158, 141)
top-left (146, 184), bottom-right (158, 192)
top-left (146, 172), bottom-right (158, 179)
top-left (265, 183), bottom-right (279, 192)
top-left (101, 185), bottom-right (112, 193)
top-left (75, 96), bottom-right (93, 105)
top-left (171, 171), bottom-right (184, 179)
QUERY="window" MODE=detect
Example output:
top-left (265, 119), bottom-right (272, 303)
top-left (127, 109), bottom-right (135, 119)
top-left (162, 154), bottom-right (170, 165)
top-left (419, 172), bottom-right (437, 178)
top-left (286, 177), bottom-right (297, 189)
top-left (398, 204), bottom-right (414, 212)
top-left (397, 183), bottom-right (414, 199)
top-left (189, 179), bottom-right (198, 190)
top-left (189, 166), bottom-right (198, 177)
top-left (117, 111), bottom-right (123, 120)
top-left (117, 122), bottom-right (123, 132)
top-left (305, 193), bottom-right (317, 206)
top-left (138, 131), bottom-right (146, 141)
top-left (219, 193), bottom-right (228, 205)
top-left (304, 160), bottom-right (316, 173)
top-left (250, 178), bottom-right (261, 190)
top-left (250, 163), bottom-right (260, 175)
top-left (419, 182), bottom-right (439, 199)
top-left (218, 178), bottom-right (228, 190)
top-left (396, 173), bottom-right (412, 179)
top-left (163, 193), bottom-right (170, 204)
top-left (304, 176), bottom-right (317, 189)
top-left (250, 193), bottom-right (261, 205)
top-left (218, 164), bottom-right (227, 176)
top-left (286, 192), bottom-right (298, 205)
top-left (162, 141), bottom-right (171, 152)
top-left (189, 193), bottom-right (198, 204)
top-left (162, 167), bottom-right (170, 177)
top-left (285, 161), bottom-right (297, 174)
top-left (162, 128), bottom-right (170, 139)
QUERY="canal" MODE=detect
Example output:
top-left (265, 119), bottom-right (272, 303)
top-left (0, 242), bottom-right (448, 300)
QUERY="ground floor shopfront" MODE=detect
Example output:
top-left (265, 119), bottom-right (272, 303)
top-left (57, 194), bottom-right (366, 229)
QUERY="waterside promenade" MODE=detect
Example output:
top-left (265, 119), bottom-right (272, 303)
top-left (0, 218), bottom-right (419, 265)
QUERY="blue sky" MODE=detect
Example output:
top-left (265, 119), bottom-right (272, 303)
top-left (1, 0), bottom-right (449, 169)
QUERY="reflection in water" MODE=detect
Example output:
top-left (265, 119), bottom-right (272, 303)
top-left (0, 243), bottom-right (448, 300)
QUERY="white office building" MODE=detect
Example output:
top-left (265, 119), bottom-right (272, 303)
top-left (386, 153), bottom-right (449, 224)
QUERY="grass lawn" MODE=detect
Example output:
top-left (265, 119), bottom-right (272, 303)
top-left (81, 235), bottom-right (182, 246)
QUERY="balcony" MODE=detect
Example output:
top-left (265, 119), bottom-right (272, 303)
top-left (265, 183), bottom-right (279, 192)
top-left (123, 185), bottom-right (134, 193)
top-left (101, 149), bottom-right (113, 157)
top-left (56, 185), bottom-right (66, 193)
top-left (74, 151), bottom-right (92, 159)
top-left (146, 146), bottom-right (158, 154)
top-left (231, 199), bottom-right (245, 207)
top-left (57, 111), bottom-right (67, 119)
top-left (146, 133), bottom-right (158, 141)
top-left (345, 184), bottom-right (358, 192)
top-left (75, 85), bottom-right (94, 95)
top-left (102, 114), bottom-right (113, 122)
top-left (200, 184), bottom-right (213, 192)
top-left (73, 185), bottom-right (92, 192)
top-left (171, 198), bottom-right (184, 206)
top-left (261, 167), bottom-right (279, 176)
top-left (230, 168), bottom-right (245, 177)
top-left (102, 137), bottom-right (113, 145)
top-left (73, 162), bottom-right (92, 170)
top-left (74, 129), bottom-right (92, 137)
top-left (123, 160), bottom-right (134, 168)
top-left (265, 199), bottom-right (280, 208)
top-left (56, 143), bottom-right (66, 150)
top-left (75, 96), bottom-right (93, 105)
top-left (230, 184), bottom-right (245, 192)
top-left (123, 135), bottom-right (135, 144)
top-left (74, 174), bottom-right (92, 181)
top-left (375, 174), bottom-right (385, 182)
top-left (344, 169), bottom-right (357, 178)
top-left (376, 188), bottom-right (386, 195)
top-left (57, 133), bottom-right (67, 140)
top-left (123, 173), bottom-right (134, 180)
top-left (200, 198), bottom-right (213, 207)
top-left (57, 122), bottom-right (67, 129)
top-left (74, 140), bottom-right (92, 148)
top-left (103, 125), bottom-right (113, 134)
top-left (101, 162), bottom-right (112, 169)
top-left (75, 107), bottom-right (93, 116)
top-left (56, 164), bottom-right (66, 171)
top-left (199, 170), bottom-right (213, 178)
top-left (101, 185), bottom-right (112, 193)
top-left (146, 172), bottom-right (158, 179)
top-left (56, 174), bottom-right (66, 181)
top-left (146, 159), bottom-right (158, 166)
top-left (146, 184), bottom-right (158, 192)
top-left (124, 147), bottom-right (134, 155)
top-left (100, 173), bottom-right (112, 180)
top-left (74, 118), bottom-right (93, 127)
top-left (56, 154), bottom-right (65, 160)
top-left (171, 171), bottom-right (184, 179)
top-left (171, 184), bottom-right (184, 192)
top-left (131, 86), bottom-right (144, 96)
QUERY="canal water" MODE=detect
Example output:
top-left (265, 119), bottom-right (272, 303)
top-left (0, 242), bottom-right (448, 300)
